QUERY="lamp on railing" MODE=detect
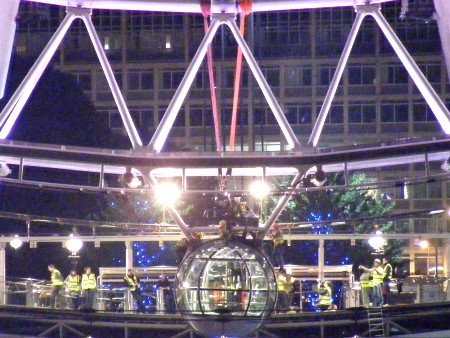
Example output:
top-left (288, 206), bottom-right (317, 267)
top-left (368, 230), bottom-right (386, 252)
top-left (9, 235), bottom-right (22, 250)
top-left (66, 233), bottom-right (83, 256)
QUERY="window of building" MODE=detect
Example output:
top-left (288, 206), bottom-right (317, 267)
top-left (386, 65), bottom-right (408, 84)
top-left (159, 106), bottom-right (185, 127)
top-left (412, 101), bottom-right (436, 122)
top-left (73, 71), bottom-right (92, 91)
top-left (348, 65), bottom-right (375, 85)
top-left (380, 102), bottom-right (408, 122)
top-left (348, 102), bottom-right (376, 123)
top-left (413, 181), bottom-right (442, 199)
top-left (418, 63), bottom-right (441, 83)
top-left (189, 106), bottom-right (213, 127)
top-left (92, 10), bottom-right (121, 32)
top-left (96, 71), bottom-right (122, 91)
top-left (316, 105), bottom-right (344, 124)
top-left (284, 104), bottom-right (312, 124)
top-left (128, 71), bottom-right (154, 90)
top-left (261, 67), bottom-right (280, 87)
top-left (225, 69), bottom-right (248, 88)
top-left (285, 66), bottom-right (312, 87)
top-left (254, 106), bottom-right (279, 125)
top-left (317, 65), bottom-right (342, 86)
top-left (161, 69), bottom-right (184, 89)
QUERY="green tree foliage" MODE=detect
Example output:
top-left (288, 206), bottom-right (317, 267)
top-left (264, 173), bottom-right (408, 268)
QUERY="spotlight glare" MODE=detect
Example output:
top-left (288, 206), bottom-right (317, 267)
top-left (9, 235), bottom-right (22, 250)
top-left (66, 234), bottom-right (83, 255)
top-left (418, 240), bottom-right (429, 249)
top-left (250, 181), bottom-right (270, 199)
top-left (368, 234), bottom-right (385, 250)
top-left (155, 183), bottom-right (180, 205)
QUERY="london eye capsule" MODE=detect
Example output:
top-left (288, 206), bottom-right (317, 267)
top-left (175, 239), bottom-right (277, 337)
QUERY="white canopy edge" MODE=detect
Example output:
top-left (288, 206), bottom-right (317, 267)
top-left (0, 150), bottom-right (447, 176)
top-left (23, 0), bottom-right (395, 13)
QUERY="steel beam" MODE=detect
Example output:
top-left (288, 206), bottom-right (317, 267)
top-left (308, 8), bottom-right (366, 148)
top-left (148, 18), bottom-right (222, 152)
top-left (0, 12), bottom-right (77, 139)
top-left (258, 171), bottom-right (304, 238)
top-left (80, 9), bottom-right (143, 149)
top-left (369, 5), bottom-right (450, 134)
top-left (225, 17), bottom-right (301, 151)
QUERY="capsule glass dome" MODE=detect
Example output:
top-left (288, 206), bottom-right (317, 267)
top-left (175, 239), bottom-right (277, 337)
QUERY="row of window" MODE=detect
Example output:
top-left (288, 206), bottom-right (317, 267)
top-left (74, 61), bottom-right (447, 94)
top-left (102, 99), bottom-right (442, 131)
top-left (17, 3), bottom-right (440, 58)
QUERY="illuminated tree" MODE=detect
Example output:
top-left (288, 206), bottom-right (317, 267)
top-left (264, 173), bottom-right (407, 267)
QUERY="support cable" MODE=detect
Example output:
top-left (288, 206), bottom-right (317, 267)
top-left (201, 1), bottom-right (222, 151)
top-left (230, 0), bottom-right (252, 151)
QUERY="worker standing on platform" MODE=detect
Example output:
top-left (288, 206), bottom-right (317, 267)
top-left (382, 257), bottom-right (393, 306)
top-left (270, 223), bottom-right (285, 269)
top-left (81, 266), bottom-right (96, 310)
top-left (284, 268), bottom-right (296, 306)
top-left (65, 269), bottom-right (81, 310)
top-left (48, 264), bottom-right (64, 308)
top-left (359, 269), bottom-right (373, 307)
top-left (316, 280), bottom-right (332, 311)
top-left (359, 259), bottom-right (383, 307)
top-left (276, 268), bottom-right (290, 312)
top-left (157, 274), bottom-right (175, 313)
top-left (124, 269), bottom-right (145, 313)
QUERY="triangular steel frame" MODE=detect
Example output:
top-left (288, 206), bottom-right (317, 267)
top-left (308, 3), bottom-right (450, 148)
top-left (0, 7), bottom-right (143, 149)
top-left (147, 13), bottom-right (302, 153)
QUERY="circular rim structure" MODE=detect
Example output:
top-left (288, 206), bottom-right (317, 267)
top-left (175, 239), bottom-right (277, 337)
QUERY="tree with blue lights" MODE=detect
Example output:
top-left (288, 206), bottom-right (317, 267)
top-left (264, 173), bottom-right (407, 267)
top-left (102, 192), bottom-right (191, 267)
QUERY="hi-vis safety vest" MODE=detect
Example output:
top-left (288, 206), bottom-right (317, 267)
top-left (273, 230), bottom-right (284, 246)
top-left (383, 263), bottom-right (393, 280)
top-left (124, 275), bottom-right (139, 291)
top-left (371, 267), bottom-right (383, 286)
top-left (277, 277), bottom-right (285, 292)
top-left (67, 275), bottom-right (81, 292)
top-left (318, 286), bottom-right (332, 306)
top-left (360, 272), bottom-right (373, 288)
top-left (82, 273), bottom-right (96, 290)
top-left (51, 269), bottom-right (64, 286)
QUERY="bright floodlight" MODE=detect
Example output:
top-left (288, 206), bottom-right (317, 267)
top-left (368, 231), bottom-right (386, 250)
top-left (66, 234), bottom-right (83, 255)
top-left (418, 240), bottom-right (429, 249)
top-left (155, 183), bottom-right (180, 205)
top-left (9, 235), bottom-right (22, 249)
top-left (250, 181), bottom-right (270, 199)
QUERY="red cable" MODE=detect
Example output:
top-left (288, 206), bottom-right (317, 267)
top-left (201, 1), bottom-right (222, 151)
top-left (230, 0), bottom-right (252, 151)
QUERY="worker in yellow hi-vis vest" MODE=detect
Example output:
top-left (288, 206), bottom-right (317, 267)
top-left (81, 266), bottom-right (97, 310)
top-left (48, 264), bottom-right (64, 308)
top-left (359, 259), bottom-right (383, 307)
top-left (65, 269), bottom-right (81, 309)
top-left (382, 257), bottom-right (393, 306)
